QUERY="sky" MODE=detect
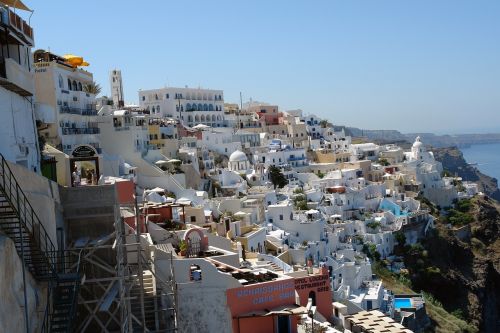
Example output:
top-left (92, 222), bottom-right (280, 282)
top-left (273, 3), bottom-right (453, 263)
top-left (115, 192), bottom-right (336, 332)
top-left (27, 0), bottom-right (500, 134)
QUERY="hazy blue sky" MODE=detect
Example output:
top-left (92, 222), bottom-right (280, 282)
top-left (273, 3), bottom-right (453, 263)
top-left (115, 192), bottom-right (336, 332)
top-left (29, 0), bottom-right (500, 133)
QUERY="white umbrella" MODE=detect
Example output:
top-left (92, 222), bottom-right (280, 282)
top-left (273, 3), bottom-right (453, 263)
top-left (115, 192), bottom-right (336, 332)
top-left (192, 124), bottom-right (210, 130)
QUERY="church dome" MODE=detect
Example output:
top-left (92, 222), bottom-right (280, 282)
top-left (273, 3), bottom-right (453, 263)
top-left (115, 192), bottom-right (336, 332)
top-left (229, 150), bottom-right (247, 162)
top-left (412, 136), bottom-right (423, 148)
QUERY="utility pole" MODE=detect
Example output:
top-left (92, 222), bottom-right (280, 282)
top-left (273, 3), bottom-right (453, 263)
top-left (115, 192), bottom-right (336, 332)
top-left (133, 184), bottom-right (146, 331)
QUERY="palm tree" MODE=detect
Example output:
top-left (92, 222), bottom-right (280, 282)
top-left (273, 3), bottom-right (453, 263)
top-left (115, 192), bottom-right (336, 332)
top-left (83, 81), bottom-right (102, 95)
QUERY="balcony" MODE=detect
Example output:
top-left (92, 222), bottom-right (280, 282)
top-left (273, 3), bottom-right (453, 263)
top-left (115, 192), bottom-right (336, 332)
top-left (59, 106), bottom-right (98, 116)
top-left (0, 57), bottom-right (34, 96)
top-left (61, 127), bottom-right (100, 135)
top-left (0, 8), bottom-right (34, 45)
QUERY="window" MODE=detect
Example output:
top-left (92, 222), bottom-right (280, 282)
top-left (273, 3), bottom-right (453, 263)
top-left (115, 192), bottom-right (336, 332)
top-left (190, 216), bottom-right (196, 223)
top-left (78, 82), bottom-right (82, 91)
top-left (58, 75), bottom-right (63, 88)
top-left (67, 78), bottom-right (72, 90)
top-left (279, 214), bottom-right (283, 220)
top-left (190, 264), bottom-right (202, 281)
top-left (141, 96), bottom-right (145, 101)
top-left (166, 93), bottom-right (169, 99)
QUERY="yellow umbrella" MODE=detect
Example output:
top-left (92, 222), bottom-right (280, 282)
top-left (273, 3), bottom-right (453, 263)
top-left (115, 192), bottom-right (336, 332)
top-left (0, 0), bottom-right (31, 11)
top-left (63, 54), bottom-right (89, 67)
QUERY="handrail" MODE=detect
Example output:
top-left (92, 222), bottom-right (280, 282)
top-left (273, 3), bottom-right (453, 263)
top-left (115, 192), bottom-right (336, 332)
top-left (67, 249), bottom-right (83, 332)
top-left (0, 154), bottom-right (57, 274)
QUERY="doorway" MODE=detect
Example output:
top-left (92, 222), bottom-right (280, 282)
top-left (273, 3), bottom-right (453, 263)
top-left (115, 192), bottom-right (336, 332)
top-left (70, 157), bottom-right (99, 186)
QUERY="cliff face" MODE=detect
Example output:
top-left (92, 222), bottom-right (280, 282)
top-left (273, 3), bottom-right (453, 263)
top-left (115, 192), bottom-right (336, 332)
top-left (405, 197), bottom-right (500, 332)
top-left (433, 147), bottom-right (500, 201)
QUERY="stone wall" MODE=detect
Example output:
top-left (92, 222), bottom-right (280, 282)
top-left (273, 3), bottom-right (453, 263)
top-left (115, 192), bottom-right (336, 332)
top-left (60, 184), bottom-right (118, 243)
top-left (0, 235), bottom-right (46, 333)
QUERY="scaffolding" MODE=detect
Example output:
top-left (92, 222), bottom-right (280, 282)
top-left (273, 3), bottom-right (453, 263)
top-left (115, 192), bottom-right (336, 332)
top-left (66, 202), bottom-right (178, 333)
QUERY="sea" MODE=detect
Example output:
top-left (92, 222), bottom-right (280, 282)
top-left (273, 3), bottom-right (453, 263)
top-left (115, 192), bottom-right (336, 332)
top-left (460, 143), bottom-right (500, 184)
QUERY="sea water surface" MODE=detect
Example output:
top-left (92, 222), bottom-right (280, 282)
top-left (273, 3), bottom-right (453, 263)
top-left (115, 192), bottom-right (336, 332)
top-left (460, 143), bottom-right (500, 184)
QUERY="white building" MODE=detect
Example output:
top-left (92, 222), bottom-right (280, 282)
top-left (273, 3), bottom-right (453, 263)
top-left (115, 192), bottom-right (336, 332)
top-left (0, 6), bottom-right (39, 171)
top-left (138, 86), bottom-right (225, 127)
top-left (33, 50), bottom-right (101, 156)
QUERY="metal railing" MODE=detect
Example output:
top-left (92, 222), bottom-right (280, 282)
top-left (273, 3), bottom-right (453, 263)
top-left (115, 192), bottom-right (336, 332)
top-left (61, 127), bottom-right (100, 135)
top-left (40, 249), bottom-right (83, 333)
top-left (59, 106), bottom-right (98, 116)
top-left (0, 154), bottom-right (57, 272)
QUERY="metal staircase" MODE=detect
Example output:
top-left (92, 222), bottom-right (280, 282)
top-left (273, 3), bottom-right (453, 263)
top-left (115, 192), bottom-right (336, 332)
top-left (0, 154), bottom-right (81, 333)
top-left (0, 156), bottom-right (57, 281)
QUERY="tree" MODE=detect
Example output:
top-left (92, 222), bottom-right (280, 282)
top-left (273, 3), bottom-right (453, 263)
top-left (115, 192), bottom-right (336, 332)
top-left (319, 119), bottom-right (330, 128)
top-left (378, 158), bottom-right (390, 166)
top-left (394, 231), bottom-right (406, 246)
top-left (83, 81), bottom-right (102, 95)
top-left (268, 165), bottom-right (287, 189)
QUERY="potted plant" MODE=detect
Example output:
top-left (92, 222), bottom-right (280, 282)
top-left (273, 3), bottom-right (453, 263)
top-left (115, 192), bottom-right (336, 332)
top-left (179, 240), bottom-right (188, 256)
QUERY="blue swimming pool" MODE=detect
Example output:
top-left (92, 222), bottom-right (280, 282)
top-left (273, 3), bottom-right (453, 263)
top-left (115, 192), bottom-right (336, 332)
top-left (394, 298), bottom-right (412, 309)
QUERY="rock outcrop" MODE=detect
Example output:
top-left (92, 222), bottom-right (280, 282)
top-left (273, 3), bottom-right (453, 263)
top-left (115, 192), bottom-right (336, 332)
top-left (433, 146), bottom-right (500, 201)
top-left (405, 197), bottom-right (500, 332)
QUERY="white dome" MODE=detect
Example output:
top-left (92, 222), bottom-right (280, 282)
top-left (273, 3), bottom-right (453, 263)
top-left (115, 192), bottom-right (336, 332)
top-left (229, 150), bottom-right (248, 162)
top-left (412, 136), bottom-right (423, 148)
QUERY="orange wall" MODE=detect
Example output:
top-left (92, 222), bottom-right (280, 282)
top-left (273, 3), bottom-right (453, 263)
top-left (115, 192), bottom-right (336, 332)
top-left (226, 271), bottom-right (333, 332)
top-left (236, 316), bottom-right (298, 333)
top-left (116, 180), bottom-right (135, 205)
top-left (142, 206), bottom-right (173, 222)
top-left (227, 278), bottom-right (297, 333)
top-left (295, 267), bottom-right (333, 320)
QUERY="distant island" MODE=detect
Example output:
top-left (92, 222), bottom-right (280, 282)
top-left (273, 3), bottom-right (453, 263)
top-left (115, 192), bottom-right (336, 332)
top-left (337, 126), bottom-right (500, 148)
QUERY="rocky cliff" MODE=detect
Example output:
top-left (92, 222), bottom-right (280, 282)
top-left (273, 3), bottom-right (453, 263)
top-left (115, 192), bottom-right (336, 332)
top-left (433, 147), bottom-right (500, 201)
top-left (404, 197), bottom-right (500, 332)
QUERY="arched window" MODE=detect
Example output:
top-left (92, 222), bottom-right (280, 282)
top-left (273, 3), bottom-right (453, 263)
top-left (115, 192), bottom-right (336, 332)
top-left (201, 115), bottom-right (205, 122)
top-left (78, 82), bottom-right (82, 91)
top-left (195, 115), bottom-right (200, 122)
top-left (188, 115), bottom-right (193, 122)
top-left (209, 104), bottom-right (214, 111)
top-left (193, 104), bottom-right (197, 111)
top-left (203, 104), bottom-right (208, 111)
top-left (67, 78), bottom-right (72, 90)
top-left (211, 115), bottom-right (216, 122)
top-left (186, 103), bottom-right (191, 111)
top-left (58, 75), bottom-right (63, 88)
top-left (198, 103), bottom-right (203, 111)
top-left (72, 80), bottom-right (77, 91)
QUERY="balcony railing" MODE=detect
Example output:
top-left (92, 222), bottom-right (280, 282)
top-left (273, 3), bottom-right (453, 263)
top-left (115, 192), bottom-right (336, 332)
top-left (0, 57), bottom-right (34, 96)
top-left (0, 8), bottom-right (34, 44)
top-left (288, 156), bottom-right (305, 161)
top-left (61, 127), bottom-right (100, 135)
top-left (59, 106), bottom-right (97, 116)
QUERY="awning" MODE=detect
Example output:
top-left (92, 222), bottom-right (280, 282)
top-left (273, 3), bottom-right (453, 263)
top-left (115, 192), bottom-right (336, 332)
top-left (1, 0), bottom-right (31, 11)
